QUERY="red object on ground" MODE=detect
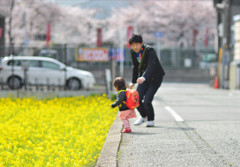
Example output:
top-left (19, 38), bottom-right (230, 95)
top-left (214, 76), bottom-right (219, 89)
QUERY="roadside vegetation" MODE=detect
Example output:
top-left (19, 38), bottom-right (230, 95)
top-left (0, 95), bottom-right (117, 166)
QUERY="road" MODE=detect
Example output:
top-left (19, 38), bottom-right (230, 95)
top-left (118, 83), bottom-right (240, 167)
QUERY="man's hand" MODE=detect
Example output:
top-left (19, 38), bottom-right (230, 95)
top-left (129, 83), bottom-right (135, 89)
top-left (137, 77), bottom-right (145, 84)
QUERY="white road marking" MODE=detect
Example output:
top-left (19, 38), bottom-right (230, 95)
top-left (165, 106), bottom-right (184, 122)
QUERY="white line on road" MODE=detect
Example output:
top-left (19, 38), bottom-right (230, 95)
top-left (165, 106), bottom-right (184, 122)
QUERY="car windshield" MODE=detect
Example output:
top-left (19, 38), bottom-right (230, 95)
top-left (201, 53), bottom-right (217, 62)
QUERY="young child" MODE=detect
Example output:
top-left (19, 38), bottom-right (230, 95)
top-left (111, 77), bottom-right (136, 133)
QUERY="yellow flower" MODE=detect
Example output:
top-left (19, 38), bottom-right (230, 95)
top-left (0, 95), bottom-right (117, 166)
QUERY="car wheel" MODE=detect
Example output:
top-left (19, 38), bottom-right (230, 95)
top-left (67, 78), bottom-right (81, 90)
top-left (8, 76), bottom-right (22, 90)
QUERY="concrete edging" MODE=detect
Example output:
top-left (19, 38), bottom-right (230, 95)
top-left (95, 112), bottom-right (122, 167)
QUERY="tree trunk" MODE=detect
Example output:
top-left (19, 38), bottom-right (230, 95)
top-left (8, 0), bottom-right (15, 55)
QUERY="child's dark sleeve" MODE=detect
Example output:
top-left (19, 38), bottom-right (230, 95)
top-left (111, 91), bottom-right (125, 108)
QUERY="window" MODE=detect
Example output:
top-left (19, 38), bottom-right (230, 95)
top-left (201, 53), bottom-right (217, 62)
top-left (41, 61), bottom-right (60, 70)
top-left (7, 60), bottom-right (21, 66)
top-left (29, 60), bottom-right (40, 68)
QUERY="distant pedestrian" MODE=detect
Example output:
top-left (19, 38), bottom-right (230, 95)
top-left (128, 34), bottom-right (165, 127)
top-left (111, 77), bottom-right (136, 133)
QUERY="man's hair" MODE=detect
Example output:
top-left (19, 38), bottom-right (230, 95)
top-left (113, 77), bottom-right (126, 90)
top-left (128, 34), bottom-right (143, 45)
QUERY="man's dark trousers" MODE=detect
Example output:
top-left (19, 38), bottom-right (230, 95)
top-left (136, 77), bottom-right (163, 121)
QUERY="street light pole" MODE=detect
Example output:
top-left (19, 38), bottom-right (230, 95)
top-left (156, 37), bottom-right (161, 61)
top-left (119, 29), bottom-right (125, 77)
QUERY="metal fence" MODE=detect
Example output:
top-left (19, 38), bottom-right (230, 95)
top-left (0, 78), bottom-right (65, 91)
top-left (0, 45), bottom-right (216, 68)
top-left (160, 47), bottom-right (217, 69)
top-left (0, 45), bottom-right (217, 91)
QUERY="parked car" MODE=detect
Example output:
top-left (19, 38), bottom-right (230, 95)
top-left (38, 49), bottom-right (58, 59)
top-left (0, 56), bottom-right (96, 90)
top-left (199, 52), bottom-right (218, 69)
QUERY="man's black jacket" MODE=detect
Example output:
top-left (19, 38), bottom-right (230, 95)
top-left (131, 44), bottom-right (165, 85)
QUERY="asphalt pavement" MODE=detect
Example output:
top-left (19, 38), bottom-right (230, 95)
top-left (96, 83), bottom-right (240, 167)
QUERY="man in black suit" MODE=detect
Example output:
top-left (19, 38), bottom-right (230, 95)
top-left (128, 34), bottom-right (165, 127)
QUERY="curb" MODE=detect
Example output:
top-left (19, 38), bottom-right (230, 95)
top-left (95, 112), bottom-right (122, 167)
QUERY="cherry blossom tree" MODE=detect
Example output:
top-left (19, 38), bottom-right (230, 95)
top-left (5, 0), bottom-right (62, 47)
top-left (52, 5), bottom-right (98, 45)
top-left (105, 1), bottom-right (216, 48)
top-left (5, 0), bottom-right (216, 49)
top-left (5, 0), bottom-right (100, 47)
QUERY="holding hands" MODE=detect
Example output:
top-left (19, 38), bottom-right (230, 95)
top-left (129, 77), bottom-right (145, 89)
top-left (137, 77), bottom-right (145, 84)
top-left (129, 83), bottom-right (135, 89)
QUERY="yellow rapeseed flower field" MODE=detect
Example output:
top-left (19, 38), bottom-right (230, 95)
top-left (0, 94), bottom-right (118, 167)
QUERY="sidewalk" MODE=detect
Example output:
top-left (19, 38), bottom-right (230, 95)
top-left (96, 83), bottom-right (240, 167)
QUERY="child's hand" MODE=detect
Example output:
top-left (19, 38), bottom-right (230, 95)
top-left (129, 83), bottom-right (135, 89)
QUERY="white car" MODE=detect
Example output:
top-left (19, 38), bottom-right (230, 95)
top-left (0, 56), bottom-right (96, 90)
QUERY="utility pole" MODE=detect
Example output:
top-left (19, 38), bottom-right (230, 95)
top-left (216, 0), bottom-right (232, 88)
top-left (64, 44), bottom-right (67, 90)
top-left (221, 0), bottom-right (232, 88)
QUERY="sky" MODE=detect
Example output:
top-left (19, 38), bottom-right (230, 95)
top-left (55, 0), bottom-right (131, 19)
top-left (55, 0), bottom-right (131, 6)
